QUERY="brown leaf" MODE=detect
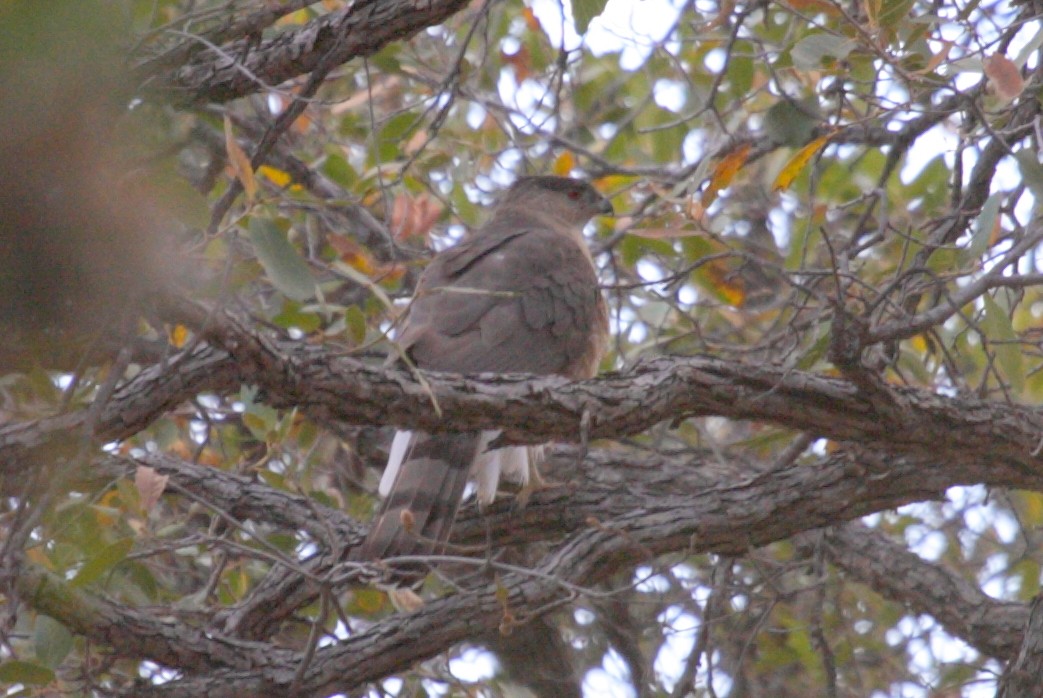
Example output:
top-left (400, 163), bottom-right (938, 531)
top-left (328, 233), bottom-right (377, 275)
top-left (702, 143), bottom-right (752, 207)
top-left (223, 116), bottom-right (257, 202)
top-left (501, 44), bottom-right (532, 82)
top-left (920, 40), bottom-right (953, 74)
top-left (135, 466), bottom-right (169, 513)
top-left (390, 193), bottom-right (443, 241)
top-left (984, 54), bottom-right (1024, 102)
top-left (629, 227), bottom-right (698, 239)
top-left (387, 587), bottom-right (425, 613)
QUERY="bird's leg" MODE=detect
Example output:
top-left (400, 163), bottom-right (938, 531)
top-left (512, 444), bottom-right (566, 511)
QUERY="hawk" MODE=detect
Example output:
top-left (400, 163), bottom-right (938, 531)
top-left (355, 175), bottom-right (612, 564)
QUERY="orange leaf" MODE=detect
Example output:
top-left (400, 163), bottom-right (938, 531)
top-left (984, 54), bottom-right (1024, 102)
top-left (553, 151), bottom-right (576, 176)
top-left (168, 324), bottom-right (189, 348)
top-left (919, 40), bottom-right (953, 74)
top-left (522, 6), bottom-right (542, 31)
top-left (772, 134), bottom-right (831, 192)
top-left (698, 259), bottom-right (746, 306)
top-left (701, 143), bottom-right (752, 207)
top-left (501, 44), bottom-right (532, 82)
top-left (224, 116), bottom-right (257, 201)
top-left (328, 233), bottom-right (376, 275)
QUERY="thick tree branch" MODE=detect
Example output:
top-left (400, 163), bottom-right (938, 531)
top-left (821, 522), bottom-right (1025, 658)
top-left (998, 594), bottom-right (1043, 698)
top-left (7, 305), bottom-right (1043, 494)
top-left (123, 441), bottom-right (1043, 697)
top-left (7, 565), bottom-right (296, 673)
top-left (140, 0), bottom-right (471, 105)
top-left (98, 453), bottom-right (364, 546)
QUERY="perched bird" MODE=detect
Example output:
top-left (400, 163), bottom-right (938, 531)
top-left (354, 175), bottom-right (612, 565)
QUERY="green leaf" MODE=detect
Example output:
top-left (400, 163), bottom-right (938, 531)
top-left (728, 53), bottom-right (754, 96)
top-left (34, 615), bottom-right (73, 669)
top-left (879, 0), bottom-right (917, 30)
top-left (344, 304), bottom-right (367, 345)
top-left (248, 218), bottom-right (317, 302)
top-left (272, 301), bottom-right (322, 333)
top-left (322, 152), bottom-right (355, 187)
top-left (71, 537), bottom-right (134, 588)
top-left (0, 660), bottom-right (55, 686)
top-left (381, 112), bottom-right (417, 143)
top-left (965, 192), bottom-right (1001, 261)
top-left (571, 0), bottom-right (608, 34)
top-left (982, 293), bottom-right (1024, 394)
top-left (764, 98), bottom-right (820, 147)
top-left (791, 33), bottom-right (855, 70)
top-left (1014, 150), bottom-right (1043, 201)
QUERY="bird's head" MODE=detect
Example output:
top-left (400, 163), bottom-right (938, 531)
top-left (498, 175), bottom-right (614, 227)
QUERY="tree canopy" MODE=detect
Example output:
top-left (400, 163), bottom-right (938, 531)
top-left (3, 0), bottom-right (1043, 696)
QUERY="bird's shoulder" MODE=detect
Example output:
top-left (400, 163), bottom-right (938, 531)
top-left (431, 213), bottom-right (589, 285)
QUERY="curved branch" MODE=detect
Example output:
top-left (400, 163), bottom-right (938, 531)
top-left (124, 440), bottom-right (1043, 697)
top-left (7, 304), bottom-right (1043, 490)
top-left (821, 522), bottom-right (1025, 658)
top-left (140, 0), bottom-right (471, 105)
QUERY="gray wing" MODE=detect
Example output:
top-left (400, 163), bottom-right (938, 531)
top-left (396, 220), bottom-right (605, 379)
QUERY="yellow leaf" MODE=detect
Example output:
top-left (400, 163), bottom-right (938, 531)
top-left (276, 9), bottom-right (311, 25)
top-left (701, 143), bottom-right (752, 207)
top-left (352, 588), bottom-right (386, 614)
top-left (552, 151), bottom-right (576, 176)
top-left (168, 324), bottom-right (188, 348)
top-left (224, 115), bottom-right (257, 201)
top-left (594, 174), bottom-right (637, 191)
top-left (909, 334), bottom-right (928, 354)
top-left (1018, 491), bottom-right (1043, 526)
top-left (772, 134), bottom-right (831, 192)
top-left (258, 165), bottom-right (293, 189)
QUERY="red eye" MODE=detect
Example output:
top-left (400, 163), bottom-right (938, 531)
top-left (568, 189), bottom-right (581, 200)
